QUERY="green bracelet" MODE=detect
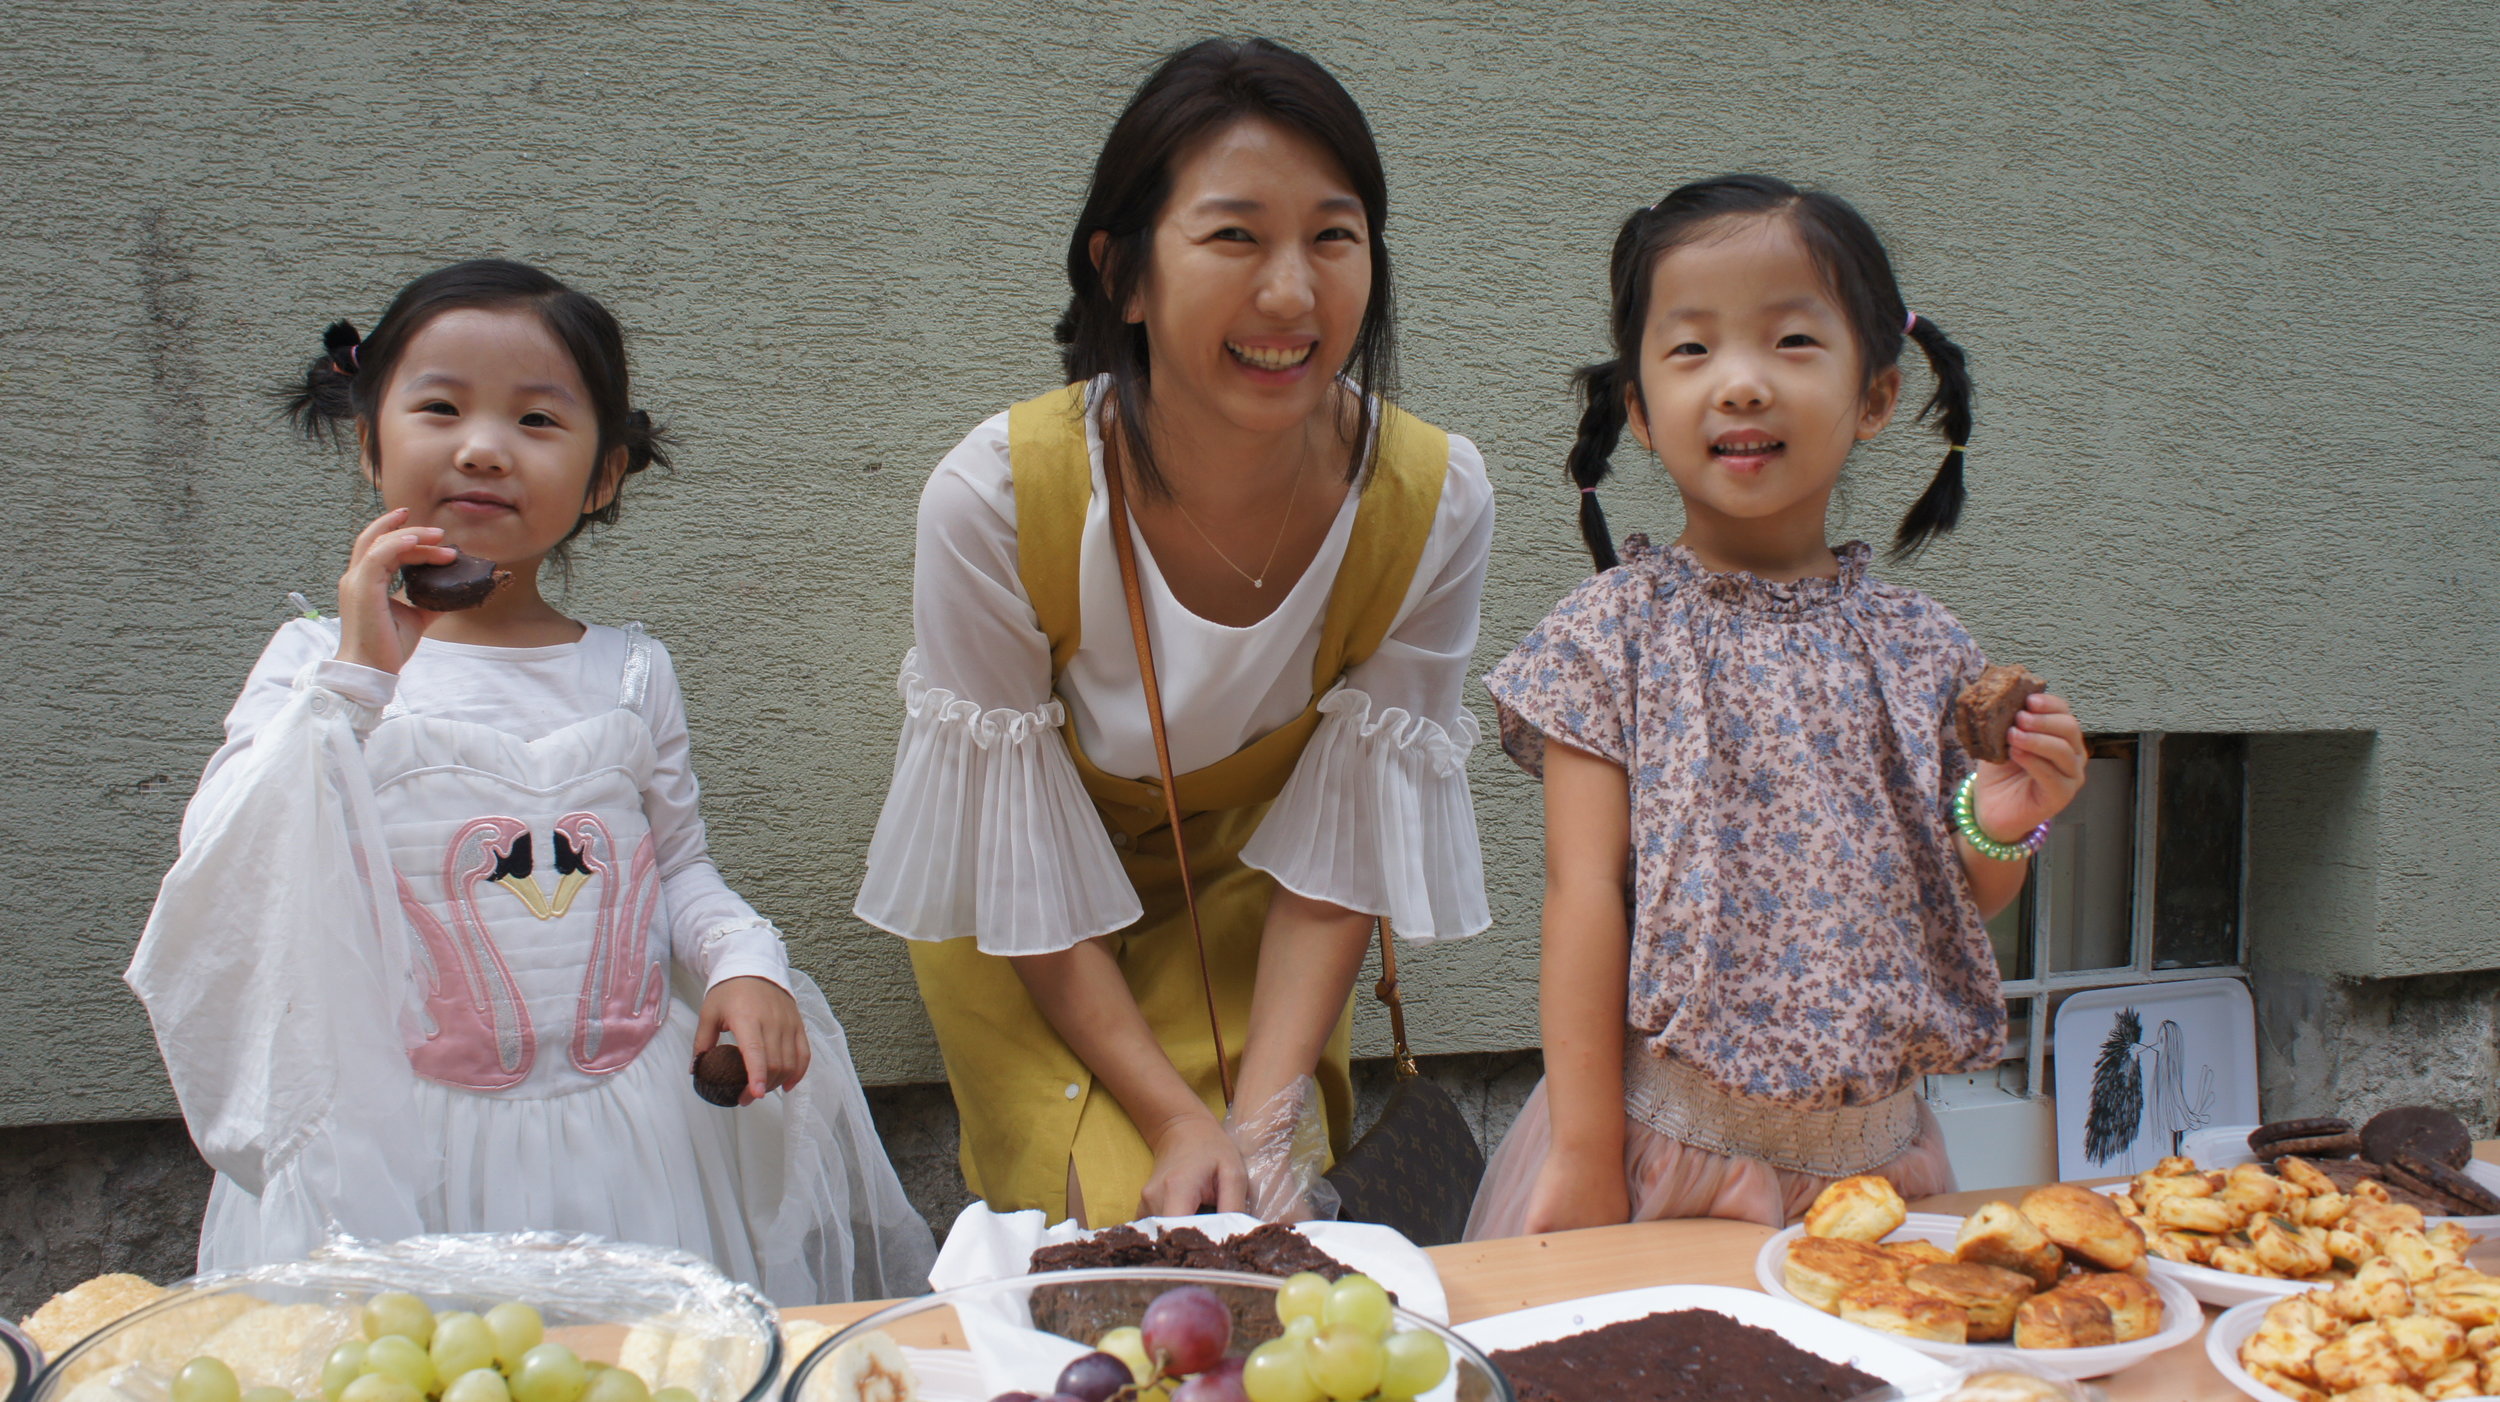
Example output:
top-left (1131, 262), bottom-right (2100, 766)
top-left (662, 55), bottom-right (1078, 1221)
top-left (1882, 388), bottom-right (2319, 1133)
top-left (1954, 773), bottom-right (2048, 862)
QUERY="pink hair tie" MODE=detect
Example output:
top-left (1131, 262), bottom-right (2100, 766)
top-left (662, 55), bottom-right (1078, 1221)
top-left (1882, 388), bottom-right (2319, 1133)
top-left (1579, 486), bottom-right (1598, 495)
top-left (1904, 311), bottom-right (1920, 333)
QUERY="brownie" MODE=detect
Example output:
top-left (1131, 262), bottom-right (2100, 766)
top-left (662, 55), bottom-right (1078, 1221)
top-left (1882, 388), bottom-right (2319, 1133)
top-left (1491, 1309), bottom-right (1882, 1402)
top-left (1953, 664), bottom-right (2046, 765)
top-left (1027, 1223), bottom-right (1368, 1348)
top-left (401, 551), bottom-right (510, 611)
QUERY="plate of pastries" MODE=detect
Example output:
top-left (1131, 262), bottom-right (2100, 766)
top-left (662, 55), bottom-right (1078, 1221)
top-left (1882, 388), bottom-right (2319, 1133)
top-left (1755, 1175), bottom-right (2201, 1380)
top-left (2106, 1154), bottom-right (2490, 1309)
top-left (2208, 1254), bottom-right (2500, 1401)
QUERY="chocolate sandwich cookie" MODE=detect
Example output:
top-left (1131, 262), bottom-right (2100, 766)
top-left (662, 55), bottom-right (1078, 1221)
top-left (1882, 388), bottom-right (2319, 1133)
top-left (401, 551), bottom-right (512, 611)
top-left (1954, 664), bottom-right (2048, 765)
top-left (691, 1044), bottom-right (748, 1107)
top-left (2362, 1107), bottom-right (2473, 1170)
top-left (2262, 1133), bottom-right (2364, 1162)
top-left (2392, 1150), bottom-right (2500, 1215)
top-left (2248, 1117), bottom-right (2355, 1157)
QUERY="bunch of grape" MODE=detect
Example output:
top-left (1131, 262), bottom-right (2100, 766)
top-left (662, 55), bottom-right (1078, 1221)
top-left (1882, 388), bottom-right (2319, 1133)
top-left (984, 1273), bottom-right (1450, 1402)
top-left (171, 1294), bottom-right (699, 1402)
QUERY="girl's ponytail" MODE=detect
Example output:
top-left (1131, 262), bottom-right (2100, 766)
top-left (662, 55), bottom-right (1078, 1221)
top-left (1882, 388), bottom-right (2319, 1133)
top-left (1567, 358), bottom-right (1629, 572)
top-left (279, 320), bottom-right (365, 443)
top-left (1892, 311), bottom-right (1972, 561)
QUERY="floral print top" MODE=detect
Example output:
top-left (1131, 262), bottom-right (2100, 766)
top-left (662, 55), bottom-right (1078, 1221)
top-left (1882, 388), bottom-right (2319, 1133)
top-left (1485, 536), bottom-right (2007, 1109)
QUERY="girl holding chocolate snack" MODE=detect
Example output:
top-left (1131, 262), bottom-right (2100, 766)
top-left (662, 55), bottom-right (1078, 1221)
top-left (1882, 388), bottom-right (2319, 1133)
top-left (127, 260), bottom-right (931, 1302)
top-left (1466, 176), bottom-right (2087, 1237)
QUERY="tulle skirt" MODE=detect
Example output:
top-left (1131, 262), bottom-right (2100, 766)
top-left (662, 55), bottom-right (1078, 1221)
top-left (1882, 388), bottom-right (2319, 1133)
top-left (1463, 1076), bottom-right (1957, 1240)
top-left (201, 976), bottom-right (933, 1306)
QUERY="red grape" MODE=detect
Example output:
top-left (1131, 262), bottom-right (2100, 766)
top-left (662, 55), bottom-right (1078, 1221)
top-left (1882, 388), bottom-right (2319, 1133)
top-left (1053, 1352), bottom-right (1134, 1402)
top-left (1169, 1356), bottom-right (1248, 1402)
top-left (1142, 1286), bottom-right (1232, 1376)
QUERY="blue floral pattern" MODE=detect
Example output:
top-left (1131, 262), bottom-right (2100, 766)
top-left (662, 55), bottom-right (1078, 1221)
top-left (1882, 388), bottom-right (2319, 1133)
top-left (1485, 536), bottom-right (2006, 1109)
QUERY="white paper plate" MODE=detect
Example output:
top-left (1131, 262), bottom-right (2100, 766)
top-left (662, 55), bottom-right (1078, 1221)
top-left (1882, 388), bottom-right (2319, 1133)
top-left (2198, 1295), bottom-right (2500, 1402)
top-left (1453, 1282), bottom-right (1957, 1392)
top-left (1754, 1216), bottom-right (2204, 1380)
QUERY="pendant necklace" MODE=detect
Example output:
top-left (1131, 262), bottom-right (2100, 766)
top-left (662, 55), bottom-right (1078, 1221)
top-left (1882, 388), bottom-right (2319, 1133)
top-left (1168, 449), bottom-right (1309, 590)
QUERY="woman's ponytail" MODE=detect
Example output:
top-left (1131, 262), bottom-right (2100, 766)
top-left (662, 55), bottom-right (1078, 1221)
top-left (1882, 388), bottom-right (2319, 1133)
top-left (1567, 358), bottom-right (1629, 572)
top-left (278, 319), bottom-right (365, 442)
top-left (1892, 311), bottom-right (1972, 562)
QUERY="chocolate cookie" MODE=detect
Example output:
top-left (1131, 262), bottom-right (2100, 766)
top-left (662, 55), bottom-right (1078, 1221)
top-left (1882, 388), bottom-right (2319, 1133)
top-left (2263, 1133), bottom-right (2364, 1161)
top-left (691, 1044), bottom-right (748, 1107)
top-left (2249, 1118), bottom-right (2355, 1156)
top-left (401, 551), bottom-right (511, 611)
top-left (1953, 665), bottom-right (2047, 764)
top-left (2393, 1150), bottom-right (2500, 1215)
top-left (2362, 1107), bottom-right (2472, 1170)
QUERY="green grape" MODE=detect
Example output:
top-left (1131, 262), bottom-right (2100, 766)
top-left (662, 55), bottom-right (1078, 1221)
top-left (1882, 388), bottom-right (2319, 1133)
top-left (1282, 1316), bottom-right (1319, 1345)
top-left (172, 1356), bottom-right (242, 1402)
top-left (362, 1294), bottom-right (436, 1347)
top-left (1319, 1276), bottom-right (1392, 1340)
top-left (323, 1342), bottom-right (371, 1400)
top-left (1376, 1331), bottom-right (1450, 1400)
top-left (1274, 1272), bottom-right (1330, 1328)
top-left (338, 1376), bottom-right (422, 1402)
top-left (1307, 1327), bottom-right (1383, 1402)
top-left (648, 1389), bottom-right (699, 1402)
top-left (484, 1304), bottom-right (545, 1369)
top-left (579, 1367), bottom-right (648, 1402)
top-left (1239, 1339), bottom-right (1321, 1402)
top-left (241, 1387), bottom-right (294, 1402)
top-left (363, 1336), bottom-right (438, 1397)
top-left (430, 1314), bottom-right (495, 1384)
top-left (510, 1344), bottom-right (589, 1402)
top-left (1095, 1326), bottom-right (1155, 1384)
top-left (441, 1370), bottom-right (512, 1402)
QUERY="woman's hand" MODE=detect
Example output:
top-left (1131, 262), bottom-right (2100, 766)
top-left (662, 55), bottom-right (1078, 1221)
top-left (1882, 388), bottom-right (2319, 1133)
top-left (335, 508), bottom-right (458, 674)
top-left (1972, 691), bottom-right (2088, 839)
top-left (1141, 1107), bottom-right (1249, 1216)
top-left (1521, 1145), bottom-right (1630, 1236)
top-left (695, 975), bottom-right (812, 1106)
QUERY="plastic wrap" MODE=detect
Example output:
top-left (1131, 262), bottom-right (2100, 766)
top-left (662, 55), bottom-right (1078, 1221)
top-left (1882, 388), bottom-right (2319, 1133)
top-left (1849, 1355), bottom-right (2106, 1401)
top-left (1222, 1074), bottom-right (1340, 1224)
top-left (35, 1234), bottom-right (780, 1402)
top-left (3, 1318), bottom-right (37, 1402)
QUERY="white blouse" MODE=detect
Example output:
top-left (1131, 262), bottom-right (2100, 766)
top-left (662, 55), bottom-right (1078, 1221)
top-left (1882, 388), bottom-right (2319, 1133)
top-left (855, 390), bottom-right (1494, 957)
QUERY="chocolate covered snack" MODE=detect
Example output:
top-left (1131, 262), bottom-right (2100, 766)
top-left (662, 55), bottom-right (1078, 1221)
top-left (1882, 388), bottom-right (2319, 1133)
top-left (402, 551), bottom-right (512, 611)
top-left (1490, 1309), bottom-right (1881, 1402)
top-left (691, 1044), bottom-right (748, 1107)
top-left (2390, 1151), bottom-right (2500, 1215)
top-left (1954, 664), bottom-right (2047, 764)
top-left (2361, 1106), bottom-right (2473, 1170)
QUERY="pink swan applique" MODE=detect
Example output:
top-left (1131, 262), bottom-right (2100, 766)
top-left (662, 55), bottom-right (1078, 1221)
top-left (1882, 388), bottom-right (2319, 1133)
top-left (556, 812), bottom-right (666, 1075)
top-left (399, 816), bottom-right (538, 1090)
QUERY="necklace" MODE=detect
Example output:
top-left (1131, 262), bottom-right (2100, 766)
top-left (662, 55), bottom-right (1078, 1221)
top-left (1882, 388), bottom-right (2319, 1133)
top-left (1166, 449), bottom-right (1309, 590)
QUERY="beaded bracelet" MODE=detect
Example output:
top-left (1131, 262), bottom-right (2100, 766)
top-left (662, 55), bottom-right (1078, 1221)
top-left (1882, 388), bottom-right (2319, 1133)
top-left (1953, 773), bottom-right (2049, 861)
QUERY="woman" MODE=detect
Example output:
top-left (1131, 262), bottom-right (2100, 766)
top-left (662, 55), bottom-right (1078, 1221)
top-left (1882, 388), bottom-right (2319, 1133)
top-left (856, 38), bottom-right (1493, 1227)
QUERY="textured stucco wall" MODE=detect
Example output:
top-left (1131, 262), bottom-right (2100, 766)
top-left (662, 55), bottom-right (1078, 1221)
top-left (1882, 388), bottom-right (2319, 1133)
top-left (3, 1), bottom-right (2495, 1128)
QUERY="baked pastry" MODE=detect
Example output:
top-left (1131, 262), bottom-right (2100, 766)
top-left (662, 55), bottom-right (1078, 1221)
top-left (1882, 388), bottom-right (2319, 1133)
top-left (2363, 1108), bottom-right (2473, 1171)
top-left (1805, 1174), bottom-right (1908, 1243)
top-left (1955, 1201), bottom-right (2064, 1289)
top-left (2057, 1271), bottom-right (2165, 1343)
top-left (1837, 1283), bottom-right (1968, 1344)
top-left (1904, 1262), bottom-right (2036, 1342)
top-left (21, 1273), bottom-right (167, 1356)
top-left (1784, 1236), bottom-right (1904, 1312)
top-left (2013, 1290), bottom-right (2116, 1349)
top-left (1884, 1239), bottom-right (1955, 1268)
top-left (1943, 1374), bottom-right (2077, 1402)
top-left (1954, 664), bottom-right (2047, 764)
top-left (401, 551), bottom-right (511, 611)
top-left (2018, 1184), bottom-right (2145, 1271)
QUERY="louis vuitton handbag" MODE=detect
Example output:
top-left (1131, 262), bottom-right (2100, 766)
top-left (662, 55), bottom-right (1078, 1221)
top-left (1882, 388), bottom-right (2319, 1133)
top-left (1103, 447), bottom-right (1487, 1246)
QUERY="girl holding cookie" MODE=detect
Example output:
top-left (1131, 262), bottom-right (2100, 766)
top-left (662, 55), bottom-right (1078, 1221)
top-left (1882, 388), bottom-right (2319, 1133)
top-left (127, 260), bottom-right (931, 1301)
top-left (1466, 176), bottom-right (2086, 1237)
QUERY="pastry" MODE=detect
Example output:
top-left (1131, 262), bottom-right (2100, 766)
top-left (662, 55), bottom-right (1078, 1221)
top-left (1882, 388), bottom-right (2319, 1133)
top-left (1944, 1374), bottom-right (2079, 1402)
top-left (21, 1274), bottom-right (167, 1357)
top-left (1883, 1240), bottom-right (1955, 1268)
top-left (1784, 1236), bottom-right (1904, 1312)
top-left (1954, 664), bottom-right (2047, 764)
top-left (691, 1044), bottom-right (748, 1107)
top-left (2018, 1184), bottom-right (2145, 1271)
top-left (1804, 1174), bottom-right (1908, 1243)
top-left (1903, 1262), bottom-right (2036, 1341)
top-left (2057, 1272), bottom-right (2166, 1343)
top-left (1955, 1201), bottom-right (2064, 1290)
top-left (1837, 1283), bottom-right (1969, 1344)
top-left (2013, 1290), bottom-right (2116, 1350)
top-left (401, 551), bottom-right (512, 611)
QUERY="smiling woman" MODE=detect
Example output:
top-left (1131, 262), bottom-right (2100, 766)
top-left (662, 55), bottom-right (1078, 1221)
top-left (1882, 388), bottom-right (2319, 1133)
top-left (854, 38), bottom-right (1495, 1229)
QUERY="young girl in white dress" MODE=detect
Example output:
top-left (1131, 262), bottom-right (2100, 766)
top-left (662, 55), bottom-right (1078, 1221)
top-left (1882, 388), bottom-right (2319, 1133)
top-left (127, 260), bottom-right (932, 1304)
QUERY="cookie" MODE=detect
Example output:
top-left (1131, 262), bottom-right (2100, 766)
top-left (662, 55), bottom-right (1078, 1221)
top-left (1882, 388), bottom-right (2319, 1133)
top-left (2377, 1159), bottom-right (2478, 1216)
top-left (2248, 1118), bottom-right (2355, 1155)
top-left (2392, 1151), bottom-right (2500, 1215)
top-left (2362, 1107), bottom-right (2472, 1170)
top-left (401, 551), bottom-right (511, 612)
top-left (2262, 1133), bottom-right (2363, 1161)
top-left (691, 1044), bottom-right (748, 1107)
top-left (1953, 664), bottom-right (2048, 765)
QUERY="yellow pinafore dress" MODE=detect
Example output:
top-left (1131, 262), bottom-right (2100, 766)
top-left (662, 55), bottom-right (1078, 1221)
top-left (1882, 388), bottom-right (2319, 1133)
top-left (905, 384), bottom-right (1449, 1226)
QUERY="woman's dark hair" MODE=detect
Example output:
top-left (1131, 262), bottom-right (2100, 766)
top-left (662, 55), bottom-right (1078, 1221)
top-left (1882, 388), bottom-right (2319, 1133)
top-left (1567, 174), bottom-right (1972, 569)
top-left (1056, 37), bottom-right (1396, 498)
top-left (278, 258), bottom-right (667, 544)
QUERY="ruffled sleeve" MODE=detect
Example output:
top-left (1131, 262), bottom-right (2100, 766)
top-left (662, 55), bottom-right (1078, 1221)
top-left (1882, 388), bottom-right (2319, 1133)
top-left (1481, 559), bottom-right (1645, 777)
top-left (853, 418), bottom-right (1142, 956)
top-left (1241, 435), bottom-right (1494, 940)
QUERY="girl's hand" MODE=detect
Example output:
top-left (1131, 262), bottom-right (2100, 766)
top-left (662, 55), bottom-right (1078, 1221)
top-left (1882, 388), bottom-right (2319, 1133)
top-left (695, 976), bottom-right (812, 1106)
top-left (1141, 1108), bottom-right (1250, 1217)
top-left (1521, 1145), bottom-right (1631, 1235)
top-left (335, 508), bottom-right (457, 674)
top-left (1972, 691), bottom-right (2089, 839)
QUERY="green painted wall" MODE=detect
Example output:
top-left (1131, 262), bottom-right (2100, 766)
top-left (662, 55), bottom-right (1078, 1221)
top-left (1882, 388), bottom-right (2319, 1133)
top-left (4, 1), bottom-right (2494, 1127)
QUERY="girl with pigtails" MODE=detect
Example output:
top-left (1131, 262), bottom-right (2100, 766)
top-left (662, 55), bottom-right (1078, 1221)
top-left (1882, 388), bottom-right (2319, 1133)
top-left (1466, 176), bottom-right (2089, 1237)
top-left (127, 260), bottom-right (932, 1302)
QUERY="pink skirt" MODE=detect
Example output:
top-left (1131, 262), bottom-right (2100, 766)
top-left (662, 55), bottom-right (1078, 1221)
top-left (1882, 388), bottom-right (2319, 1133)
top-left (1462, 1076), bottom-right (1958, 1240)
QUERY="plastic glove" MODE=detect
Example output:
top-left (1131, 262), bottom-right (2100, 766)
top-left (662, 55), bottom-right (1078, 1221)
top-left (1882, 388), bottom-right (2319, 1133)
top-left (1223, 1074), bottom-right (1342, 1224)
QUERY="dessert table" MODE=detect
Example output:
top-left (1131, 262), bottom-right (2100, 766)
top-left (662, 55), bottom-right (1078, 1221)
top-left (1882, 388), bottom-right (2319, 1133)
top-left (783, 1142), bottom-right (2500, 1399)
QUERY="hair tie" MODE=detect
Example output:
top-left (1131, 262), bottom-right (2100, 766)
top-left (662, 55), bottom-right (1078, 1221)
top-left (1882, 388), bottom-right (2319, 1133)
top-left (1579, 486), bottom-right (1598, 495)
top-left (1905, 311), bottom-right (1920, 333)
